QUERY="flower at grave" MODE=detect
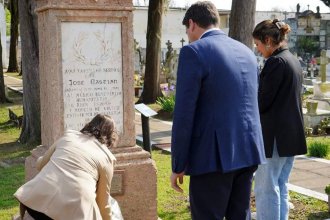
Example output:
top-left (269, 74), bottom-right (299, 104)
top-left (161, 84), bottom-right (175, 97)
top-left (134, 73), bottom-right (143, 87)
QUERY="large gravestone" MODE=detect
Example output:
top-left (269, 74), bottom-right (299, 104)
top-left (24, 1), bottom-right (157, 219)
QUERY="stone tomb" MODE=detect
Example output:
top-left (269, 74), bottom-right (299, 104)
top-left (23, 1), bottom-right (157, 219)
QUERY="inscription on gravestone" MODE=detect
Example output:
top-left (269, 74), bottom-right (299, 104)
top-left (61, 22), bottom-right (124, 132)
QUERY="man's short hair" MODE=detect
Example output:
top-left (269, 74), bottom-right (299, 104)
top-left (182, 1), bottom-right (220, 29)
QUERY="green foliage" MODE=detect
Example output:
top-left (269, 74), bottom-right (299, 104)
top-left (325, 184), bottom-right (330, 195)
top-left (305, 117), bottom-right (330, 137)
top-left (308, 141), bottom-right (329, 158)
top-left (297, 36), bottom-right (319, 55)
top-left (5, 8), bottom-right (10, 36)
top-left (156, 95), bottom-right (175, 113)
top-left (320, 117), bottom-right (330, 134)
top-left (306, 137), bottom-right (330, 160)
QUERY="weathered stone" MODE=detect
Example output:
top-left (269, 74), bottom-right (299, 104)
top-left (22, 1), bottom-right (157, 219)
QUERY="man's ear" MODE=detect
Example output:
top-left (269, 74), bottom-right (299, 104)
top-left (188, 19), bottom-right (195, 31)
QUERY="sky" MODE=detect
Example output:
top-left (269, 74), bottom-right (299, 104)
top-left (171, 0), bottom-right (330, 13)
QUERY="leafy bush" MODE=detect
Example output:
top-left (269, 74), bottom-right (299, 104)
top-left (325, 184), bottom-right (330, 195)
top-left (308, 141), bottom-right (329, 158)
top-left (156, 95), bottom-right (175, 113)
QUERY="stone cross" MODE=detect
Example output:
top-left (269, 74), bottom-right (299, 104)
top-left (166, 40), bottom-right (172, 50)
top-left (180, 37), bottom-right (185, 47)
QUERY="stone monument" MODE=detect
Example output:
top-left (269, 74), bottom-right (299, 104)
top-left (313, 50), bottom-right (330, 106)
top-left (24, 1), bottom-right (157, 219)
top-left (304, 50), bottom-right (330, 128)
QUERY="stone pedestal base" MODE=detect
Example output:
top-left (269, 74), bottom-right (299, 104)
top-left (313, 81), bottom-right (330, 99)
top-left (111, 146), bottom-right (157, 220)
top-left (23, 145), bottom-right (157, 220)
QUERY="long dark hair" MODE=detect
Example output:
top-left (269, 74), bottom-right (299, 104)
top-left (80, 114), bottom-right (118, 148)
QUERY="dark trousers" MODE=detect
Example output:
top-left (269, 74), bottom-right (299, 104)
top-left (25, 206), bottom-right (53, 220)
top-left (189, 166), bottom-right (257, 220)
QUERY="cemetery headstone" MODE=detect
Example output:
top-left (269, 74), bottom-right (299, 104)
top-left (24, 1), bottom-right (157, 219)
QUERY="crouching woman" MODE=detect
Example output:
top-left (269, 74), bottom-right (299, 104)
top-left (14, 114), bottom-right (118, 220)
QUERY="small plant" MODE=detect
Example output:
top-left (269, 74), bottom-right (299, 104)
top-left (308, 141), bottom-right (329, 158)
top-left (320, 117), bottom-right (330, 134)
top-left (134, 73), bottom-right (143, 87)
top-left (156, 95), bottom-right (175, 113)
top-left (325, 184), bottom-right (330, 195)
top-left (160, 84), bottom-right (175, 97)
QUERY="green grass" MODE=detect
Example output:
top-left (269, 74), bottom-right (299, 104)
top-left (0, 102), bottom-right (23, 144)
top-left (289, 192), bottom-right (330, 219)
top-left (0, 95), bottom-right (35, 219)
top-left (0, 97), bottom-right (329, 219)
top-left (153, 150), bottom-right (191, 220)
top-left (0, 165), bottom-right (25, 220)
top-left (152, 149), bottom-right (330, 219)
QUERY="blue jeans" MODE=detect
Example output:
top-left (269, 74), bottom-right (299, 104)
top-left (254, 145), bottom-right (294, 220)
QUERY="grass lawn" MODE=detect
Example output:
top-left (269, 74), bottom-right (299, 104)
top-left (153, 150), bottom-right (190, 220)
top-left (154, 149), bottom-right (330, 219)
top-left (0, 91), bottom-right (35, 219)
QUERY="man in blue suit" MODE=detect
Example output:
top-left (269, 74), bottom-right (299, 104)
top-left (170, 1), bottom-right (267, 219)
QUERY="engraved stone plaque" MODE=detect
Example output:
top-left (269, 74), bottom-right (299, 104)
top-left (61, 22), bottom-right (123, 133)
top-left (111, 170), bottom-right (124, 195)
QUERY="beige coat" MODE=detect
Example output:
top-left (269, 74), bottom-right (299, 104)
top-left (14, 130), bottom-right (116, 220)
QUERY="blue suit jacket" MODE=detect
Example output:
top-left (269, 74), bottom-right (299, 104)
top-left (171, 30), bottom-right (266, 175)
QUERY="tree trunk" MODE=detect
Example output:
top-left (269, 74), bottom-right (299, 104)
top-left (0, 36), bottom-right (6, 103)
top-left (138, 0), bottom-right (164, 104)
top-left (18, 0), bottom-right (41, 144)
top-left (7, 0), bottom-right (19, 73)
top-left (229, 0), bottom-right (256, 49)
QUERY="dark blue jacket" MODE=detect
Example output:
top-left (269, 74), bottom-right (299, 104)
top-left (171, 30), bottom-right (266, 175)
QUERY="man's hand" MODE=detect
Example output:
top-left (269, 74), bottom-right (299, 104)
top-left (170, 172), bottom-right (185, 193)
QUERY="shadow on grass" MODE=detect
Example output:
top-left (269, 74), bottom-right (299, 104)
top-left (0, 141), bottom-right (24, 152)
top-left (0, 141), bottom-right (34, 165)
top-left (0, 120), bottom-right (16, 130)
top-left (308, 211), bottom-right (330, 219)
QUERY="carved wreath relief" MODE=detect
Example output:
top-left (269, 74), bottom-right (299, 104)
top-left (61, 22), bottom-right (124, 132)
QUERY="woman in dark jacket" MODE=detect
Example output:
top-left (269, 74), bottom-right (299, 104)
top-left (252, 19), bottom-right (307, 220)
